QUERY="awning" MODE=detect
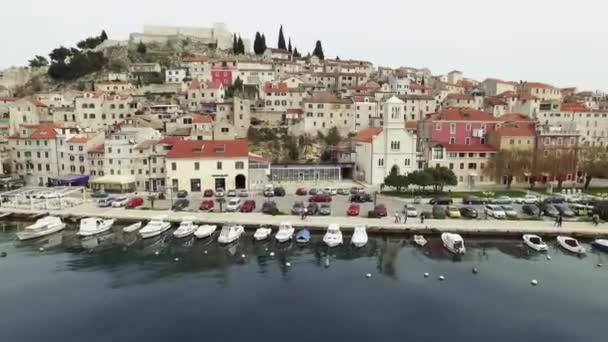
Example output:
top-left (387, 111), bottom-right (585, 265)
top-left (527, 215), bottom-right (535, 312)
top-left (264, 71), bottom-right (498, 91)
top-left (50, 175), bottom-right (89, 186)
top-left (469, 172), bottom-right (478, 177)
top-left (91, 175), bottom-right (136, 185)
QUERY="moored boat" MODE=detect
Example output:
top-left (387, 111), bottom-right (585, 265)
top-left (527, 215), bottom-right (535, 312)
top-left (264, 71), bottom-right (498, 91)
top-left (16, 216), bottom-right (66, 241)
top-left (523, 234), bottom-right (548, 252)
top-left (351, 226), bottom-right (368, 247)
top-left (323, 224), bottom-right (343, 247)
top-left (194, 225), bottom-right (217, 239)
top-left (78, 217), bottom-right (114, 237)
top-left (296, 229), bottom-right (311, 243)
top-left (413, 235), bottom-right (427, 247)
top-left (139, 216), bottom-right (172, 239)
top-left (441, 233), bottom-right (466, 255)
top-left (557, 236), bottom-right (586, 255)
top-left (123, 222), bottom-right (143, 233)
top-left (218, 225), bottom-right (244, 244)
top-left (592, 239), bottom-right (608, 253)
top-left (173, 217), bottom-right (198, 238)
top-left (275, 222), bottom-right (295, 243)
top-left (254, 227), bottom-right (272, 241)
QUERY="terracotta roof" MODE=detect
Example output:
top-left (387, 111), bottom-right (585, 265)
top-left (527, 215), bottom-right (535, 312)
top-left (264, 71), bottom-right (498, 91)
top-left (430, 108), bottom-right (498, 122)
top-left (30, 127), bottom-right (57, 139)
top-left (496, 91), bottom-right (518, 98)
top-left (249, 153), bottom-right (272, 163)
top-left (166, 140), bottom-right (249, 159)
top-left (206, 80), bottom-right (222, 90)
top-left (286, 108), bottom-right (303, 114)
top-left (456, 80), bottom-right (474, 88)
top-left (351, 96), bottom-right (377, 103)
top-left (485, 97), bottom-right (507, 106)
top-left (189, 80), bottom-right (222, 90)
top-left (303, 94), bottom-right (353, 105)
top-left (445, 144), bottom-right (497, 152)
top-left (497, 113), bottom-right (532, 122)
top-left (191, 113), bottom-right (213, 123)
top-left (524, 82), bottom-right (555, 89)
top-left (447, 93), bottom-right (474, 100)
top-left (352, 127), bottom-right (383, 143)
top-left (560, 103), bottom-right (590, 112)
top-left (409, 83), bottom-right (430, 91)
top-left (494, 124), bottom-right (536, 137)
top-left (158, 137), bottom-right (185, 145)
top-left (67, 136), bottom-right (90, 143)
top-left (264, 82), bottom-right (288, 93)
top-left (0, 97), bottom-right (17, 102)
top-left (405, 121), bottom-right (418, 130)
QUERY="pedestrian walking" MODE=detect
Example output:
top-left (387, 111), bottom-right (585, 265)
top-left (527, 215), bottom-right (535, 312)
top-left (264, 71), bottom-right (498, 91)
top-left (394, 212), bottom-right (400, 223)
top-left (558, 215), bottom-right (563, 228)
top-left (420, 213), bottom-right (425, 224)
top-left (301, 209), bottom-right (305, 221)
top-left (554, 215), bottom-right (559, 227)
top-left (403, 213), bottom-right (408, 224)
top-left (593, 213), bottom-right (600, 226)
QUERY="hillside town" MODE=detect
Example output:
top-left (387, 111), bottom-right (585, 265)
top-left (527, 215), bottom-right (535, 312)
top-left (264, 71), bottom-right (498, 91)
top-left (1, 23), bottom-right (608, 196)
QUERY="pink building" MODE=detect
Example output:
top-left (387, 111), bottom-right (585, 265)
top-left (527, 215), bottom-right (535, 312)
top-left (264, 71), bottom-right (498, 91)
top-left (420, 107), bottom-right (500, 146)
top-left (211, 67), bottom-right (234, 87)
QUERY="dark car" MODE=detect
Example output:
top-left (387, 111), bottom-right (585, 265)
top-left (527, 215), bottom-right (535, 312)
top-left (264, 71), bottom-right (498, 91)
top-left (541, 204), bottom-right (560, 217)
top-left (554, 204), bottom-right (575, 218)
top-left (522, 204), bottom-right (541, 216)
top-left (309, 188), bottom-right (320, 196)
top-left (199, 200), bottom-right (214, 211)
top-left (296, 188), bottom-right (308, 196)
top-left (274, 187), bottom-right (286, 197)
top-left (310, 194), bottom-right (332, 203)
top-left (462, 196), bottom-right (485, 205)
top-left (319, 204), bottom-right (332, 216)
top-left (262, 201), bottom-right (278, 214)
top-left (350, 187), bottom-right (364, 195)
top-left (430, 197), bottom-right (453, 205)
top-left (240, 200), bottom-right (256, 213)
top-left (172, 199), bottom-right (190, 211)
top-left (374, 204), bottom-right (387, 217)
top-left (307, 202), bottom-right (320, 216)
top-left (350, 193), bottom-right (372, 203)
top-left (291, 201), bottom-right (306, 215)
top-left (459, 206), bottom-right (478, 218)
top-left (543, 195), bottom-right (566, 204)
top-left (176, 190), bottom-right (188, 198)
top-left (203, 189), bottom-right (214, 197)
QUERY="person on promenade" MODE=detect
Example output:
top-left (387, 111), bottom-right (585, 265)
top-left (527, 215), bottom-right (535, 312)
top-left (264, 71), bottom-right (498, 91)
top-left (403, 213), bottom-right (408, 224)
top-left (301, 209), bottom-right (306, 221)
top-left (394, 212), bottom-right (400, 223)
top-left (558, 215), bottom-right (563, 227)
top-left (593, 213), bottom-right (600, 226)
top-left (420, 213), bottom-right (425, 224)
top-left (554, 215), bottom-right (559, 227)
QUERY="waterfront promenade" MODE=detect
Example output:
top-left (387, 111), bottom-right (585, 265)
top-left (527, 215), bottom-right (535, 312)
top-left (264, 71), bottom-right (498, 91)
top-left (2, 204), bottom-right (607, 238)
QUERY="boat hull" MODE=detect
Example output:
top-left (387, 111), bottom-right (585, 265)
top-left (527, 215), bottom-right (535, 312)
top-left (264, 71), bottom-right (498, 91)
top-left (557, 236), bottom-right (586, 255)
top-left (140, 224), bottom-right (171, 239)
top-left (592, 240), bottom-right (608, 253)
top-left (441, 233), bottom-right (466, 255)
top-left (17, 224), bottom-right (66, 241)
top-left (523, 235), bottom-right (548, 252)
top-left (194, 226), bottom-right (217, 239)
top-left (78, 220), bottom-right (114, 237)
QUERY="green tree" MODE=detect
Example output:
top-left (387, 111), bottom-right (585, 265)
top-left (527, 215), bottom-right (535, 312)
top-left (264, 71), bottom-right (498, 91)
top-left (293, 47), bottom-right (301, 58)
top-left (253, 32), bottom-right (263, 55)
top-left (484, 150), bottom-right (533, 189)
top-left (408, 170), bottom-right (433, 192)
top-left (578, 146), bottom-right (608, 189)
top-left (313, 40), bottom-right (325, 60)
top-left (28, 55), bottom-right (48, 68)
top-left (324, 126), bottom-right (342, 145)
top-left (237, 36), bottom-right (245, 54)
top-left (137, 41), bottom-right (147, 54)
top-left (232, 34), bottom-right (238, 53)
top-left (278, 25), bottom-right (286, 50)
top-left (284, 134), bottom-right (299, 161)
top-left (100, 30), bottom-right (108, 41)
top-left (225, 76), bottom-right (244, 98)
top-left (428, 166), bottom-right (457, 192)
top-left (288, 38), bottom-right (292, 54)
top-left (384, 165), bottom-right (410, 192)
top-left (261, 34), bottom-right (267, 52)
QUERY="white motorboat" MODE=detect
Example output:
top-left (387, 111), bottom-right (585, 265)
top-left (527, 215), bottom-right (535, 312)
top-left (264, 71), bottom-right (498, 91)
top-left (194, 225), bottom-right (217, 239)
top-left (323, 224), bottom-right (343, 247)
top-left (139, 216), bottom-right (172, 239)
top-left (254, 227), bottom-right (272, 241)
top-left (17, 216), bottom-right (66, 241)
top-left (173, 217), bottom-right (198, 239)
top-left (78, 217), bottom-right (115, 237)
top-left (557, 236), bottom-right (586, 255)
top-left (441, 233), bottom-right (466, 255)
top-left (275, 222), bottom-right (295, 243)
top-left (123, 222), bottom-right (142, 233)
top-left (351, 226), bottom-right (368, 248)
top-left (217, 225), bottom-right (244, 244)
top-left (413, 235), bottom-right (428, 247)
top-left (592, 239), bottom-right (608, 253)
top-left (523, 234), bottom-right (548, 252)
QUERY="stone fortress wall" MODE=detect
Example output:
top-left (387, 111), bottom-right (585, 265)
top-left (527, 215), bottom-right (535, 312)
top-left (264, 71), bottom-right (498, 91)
top-left (129, 23), bottom-right (250, 51)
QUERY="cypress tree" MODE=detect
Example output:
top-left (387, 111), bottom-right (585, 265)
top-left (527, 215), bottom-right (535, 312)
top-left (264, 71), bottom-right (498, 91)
top-left (237, 36), bottom-right (245, 54)
top-left (232, 34), bottom-right (238, 53)
top-left (278, 25), bottom-right (286, 50)
top-left (261, 34), bottom-right (267, 52)
top-left (312, 40), bottom-right (324, 60)
top-left (288, 38), bottom-right (292, 54)
top-left (100, 30), bottom-right (108, 41)
top-left (253, 32), bottom-right (262, 55)
top-left (293, 48), bottom-right (301, 58)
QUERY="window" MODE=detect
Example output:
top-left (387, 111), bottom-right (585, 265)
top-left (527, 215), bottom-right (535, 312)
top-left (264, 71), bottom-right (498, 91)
top-left (432, 147), bottom-right (444, 160)
top-left (435, 123), bottom-right (442, 131)
top-left (468, 163), bottom-right (477, 170)
top-left (390, 141), bottom-right (400, 150)
top-left (460, 163), bottom-right (464, 170)
top-left (235, 161), bottom-right (244, 169)
top-left (466, 123), bottom-right (472, 131)
top-left (449, 163), bottom-right (454, 170)
top-left (190, 179), bottom-right (201, 192)
top-left (450, 123), bottom-right (456, 134)
top-left (171, 162), bottom-right (176, 171)
top-left (378, 158), bottom-right (384, 167)
top-left (217, 161), bottom-right (223, 170)
top-left (465, 137), bottom-right (471, 145)
top-left (510, 139), bottom-right (515, 145)
top-left (194, 162), bottom-right (200, 171)
top-left (404, 159), bottom-right (410, 166)
top-left (449, 137), bottom-right (456, 145)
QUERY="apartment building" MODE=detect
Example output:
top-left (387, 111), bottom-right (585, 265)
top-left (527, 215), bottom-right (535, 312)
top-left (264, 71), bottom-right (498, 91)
top-left (300, 94), bottom-right (355, 134)
top-left (185, 81), bottom-right (225, 111)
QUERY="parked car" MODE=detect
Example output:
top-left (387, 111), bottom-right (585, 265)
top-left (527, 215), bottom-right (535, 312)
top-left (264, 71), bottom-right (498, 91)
top-left (350, 193), bottom-right (373, 203)
top-left (541, 204), bottom-right (560, 217)
top-left (203, 189), bottom-right (214, 198)
top-left (226, 198), bottom-right (242, 212)
top-left (171, 198), bottom-right (190, 211)
top-left (446, 206), bottom-right (462, 218)
top-left (200, 200), bottom-right (214, 211)
top-left (263, 186), bottom-right (275, 197)
top-left (240, 200), bottom-right (256, 213)
top-left (432, 205), bottom-right (446, 218)
top-left (554, 204), bottom-right (575, 218)
top-left (307, 202), bottom-right (320, 216)
top-left (111, 196), bottom-right (129, 208)
top-left (262, 201), bottom-right (277, 214)
top-left (309, 188), bottom-right (320, 196)
top-left (459, 207), bottom-right (478, 218)
top-left (522, 204), bottom-right (541, 216)
top-left (347, 204), bottom-right (360, 216)
top-left (543, 195), bottom-right (566, 204)
top-left (215, 188), bottom-right (225, 197)
top-left (328, 188), bottom-right (338, 196)
top-left (296, 188), bottom-right (308, 196)
top-left (319, 204), bottom-right (332, 216)
top-left (35, 191), bottom-right (63, 199)
top-left (404, 205), bottom-right (418, 217)
top-left (172, 199), bottom-right (190, 211)
top-left (91, 190), bottom-right (109, 198)
top-left (490, 196), bottom-right (512, 205)
top-left (514, 195), bottom-right (539, 204)
top-left (374, 204), bottom-right (388, 217)
top-left (227, 189), bottom-right (237, 197)
top-left (485, 204), bottom-right (506, 219)
top-left (310, 194), bottom-right (332, 203)
top-left (350, 187), bottom-right (364, 195)
top-left (98, 197), bottom-right (116, 208)
top-left (501, 205), bottom-right (518, 219)
top-left (337, 188), bottom-right (350, 195)
top-left (571, 195), bottom-right (596, 206)
top-left (125, 197), bottom-right (144, 209)
top-left (238, 190), bottom-right (249, 198)
top-left (571, 204), bottom-right (593, 216)
top-left (176, 190), bottom-right (188, 198)
top-left (430, 196), bottom-right (453, 205)
top-left (274, 187), bottom-right (286, 197)
top-left (462, 195), bottom-right (486, 205)
top-left (291, 201), bottom-right (306, 215)
top-left (413, 196), bottom-right (422, 204)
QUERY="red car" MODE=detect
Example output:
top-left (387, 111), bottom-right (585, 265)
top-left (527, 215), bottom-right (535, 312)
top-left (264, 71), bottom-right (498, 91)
top-left (125, 197), bottom-right (144, 208)
top-left (203, 189), bottom-right (214, 197)
top-left (200, 200), bottom-right (214, 211)
top-left (347, 204), bottom-right (360, 216)
top-left (309, 194), bottom-right (332, 203)
top-left (374, 204), bottom-right (388, 217)
top-left (240, 200), bottom-right (256, 213)
top-left (296, 188), bottom-right (308, 196)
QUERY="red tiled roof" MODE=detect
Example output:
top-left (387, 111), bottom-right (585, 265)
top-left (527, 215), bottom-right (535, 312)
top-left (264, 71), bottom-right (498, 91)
top-left (485, 97), bottom-right (507, 106)
top-left (447, 93), bottom-right (474, 100)
top-left (410, 83), bottom-right (430, 91)
top-left (189, 80), bottom-right (222, 90)
top-left (0, 97), bottom-right (17, 102)
top-left (524, 82), bottom-right (555, 89)
top-left (166, 140), bottom-right (249, 159)
top-left (560, 103), bottom-right (590, 112)
top-left (352, 127), bottom-right (383, 143)
top-left (191, 113), bottom-right (213, 123)
top-left (497, 113), bottom-right (532, 122)
top-left (207, 80), bottom-right (222, 90)
top-left (287, 108), bottom-right (303, 114)
top-left (28, 99), bottom-right (47, 108)
top-left (496, 91), bottom-right (518, 98)
top-left (264, 82), bottom-right (288, 93)
top-left (457, 80), bottom-right (474, 88)
top-left (430, 108), bottom-right (498, 122)
top-left (494, 124), bottom-right (535, 137)
top-left (405, 121), bottom-right (418, 130)
top-left (30, 127), bottom-right (57, 139)
top-left (249, 153), bottom-right (272, 163)
top-left (67, 136), bottom-right (90, 143)
top-left (445, 144), bottom-right (497, 152)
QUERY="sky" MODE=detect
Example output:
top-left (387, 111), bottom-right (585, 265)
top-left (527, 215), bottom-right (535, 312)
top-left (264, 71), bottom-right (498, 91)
top-left (2, 0), bottom-right (607, 91)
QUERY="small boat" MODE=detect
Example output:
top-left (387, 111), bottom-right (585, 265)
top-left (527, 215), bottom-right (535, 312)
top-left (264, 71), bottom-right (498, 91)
top-left (351, 226), bottom-right (368, 247)
top-left (592, 239), bottom-right (608, 253)
top-left (296, 229), bottom-right (311, 243)
top-left (123, 222), bottom-right (142, 233)
top-left (413, 235), bottom-right (428, 247)
top-left (78, 217), bottom-right (114, 237)
top-left (218, 225), bottom-right (244, 244)
top-left (323, 224), bottom-right (343, 247)
top-left (254, 227), bottom-right (272, 241)
top-left (16, 216), bottom-right (66, 241)
top-left (557, 236), bottom-right (586, 255)
top-left (139, 216), bottom-right (172, 239)
top-left (441, 233), bottom-right (466, 255)
top-left (194, 225), bottom-right (217, 239)
top-left (173, 217), bottom-right (198, 239)
top-left (523, 234), bottom-right (548, 252)
top-left (275, 222), bottom-right (295, 243)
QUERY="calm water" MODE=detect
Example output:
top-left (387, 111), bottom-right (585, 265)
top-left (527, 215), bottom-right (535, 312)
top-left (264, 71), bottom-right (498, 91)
top-left (0, 221), bottom-right (607, 342)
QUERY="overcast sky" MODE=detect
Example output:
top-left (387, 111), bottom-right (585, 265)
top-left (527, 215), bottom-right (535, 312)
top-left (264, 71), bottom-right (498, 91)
top-left (2, 0), bottom-right (607, 90)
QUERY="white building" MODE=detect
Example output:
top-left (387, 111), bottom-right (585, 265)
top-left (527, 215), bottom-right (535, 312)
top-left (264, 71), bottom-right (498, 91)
top-left (185, 81), bottom-right (225, 111)
top-left (165, 69), bottom-right (187, 84)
